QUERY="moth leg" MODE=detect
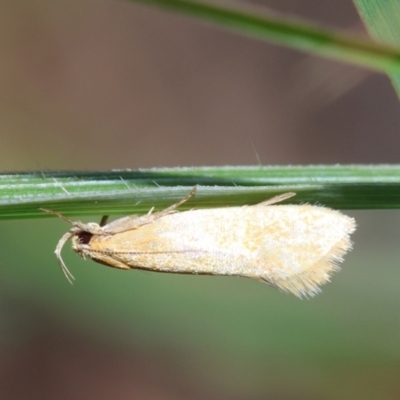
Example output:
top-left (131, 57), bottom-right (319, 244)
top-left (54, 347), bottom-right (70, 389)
top-left (147, 207), bottom-right (155, 215)
top-left (153, 186), bottom-right (197, 218)
top-left (257, 192), bottom-right (296, 206)
top-left (91, 254), bottom-right (132, 270)
top-left (102, 187), bottom-right (197, 234)
top-left (100, 215), bottom-right (109, 226)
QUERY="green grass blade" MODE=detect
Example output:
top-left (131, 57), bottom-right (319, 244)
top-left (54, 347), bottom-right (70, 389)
top-left (2, 165), bottom-right (400, 219)
top-left (353, 0), bottom-right (400, 98)
top-left (129, 0), bottom-right (400, 74)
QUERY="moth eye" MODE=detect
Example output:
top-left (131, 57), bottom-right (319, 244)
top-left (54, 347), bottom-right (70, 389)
top-left (78, 231), bottom-right (93, 245)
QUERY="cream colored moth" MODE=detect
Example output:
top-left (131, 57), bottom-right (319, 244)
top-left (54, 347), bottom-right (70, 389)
top-left (41, 189), bottom-right (356, 298)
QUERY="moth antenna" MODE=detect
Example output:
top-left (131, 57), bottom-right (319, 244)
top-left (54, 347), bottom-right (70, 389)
top-left (39, 208), bottom-right (75, 225)
top-left (54, 230), bottom-right (76, 284)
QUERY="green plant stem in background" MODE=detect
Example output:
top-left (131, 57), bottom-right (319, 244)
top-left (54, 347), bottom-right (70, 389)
top-left (353, 0), bottom-right (400, 98)
top-left (1, 165), bottom-right (400, 219)
top-left (129, 0), bottom-right (400, 74)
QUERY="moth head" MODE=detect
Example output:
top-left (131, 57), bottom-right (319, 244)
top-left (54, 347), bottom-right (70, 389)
top-left (40, 208), bottom-right (103, 284)
top-left (70, 227), bottom-right (100, 259)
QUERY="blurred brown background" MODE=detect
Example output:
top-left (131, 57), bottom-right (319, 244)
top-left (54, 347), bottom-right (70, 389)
top-left (1, 0), bottom-right (400, 399)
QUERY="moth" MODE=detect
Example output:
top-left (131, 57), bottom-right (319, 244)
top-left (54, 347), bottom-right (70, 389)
top-left (41, 189), bottom-right (356, 298)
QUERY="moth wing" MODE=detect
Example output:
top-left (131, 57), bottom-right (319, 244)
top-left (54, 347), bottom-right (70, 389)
top-left (250, 205), bottom-right (356, 297)
top-left (88, 205), bottom-right (355, 298)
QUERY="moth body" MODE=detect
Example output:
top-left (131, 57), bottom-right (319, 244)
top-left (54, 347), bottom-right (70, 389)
top-left (42, 190), bottom-right (356, 298)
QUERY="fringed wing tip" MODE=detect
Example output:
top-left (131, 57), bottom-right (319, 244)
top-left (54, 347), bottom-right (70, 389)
top-left (265, 231), bottom-right (354, 299)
